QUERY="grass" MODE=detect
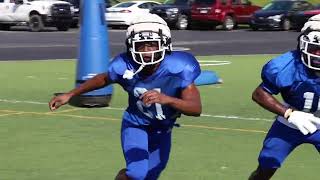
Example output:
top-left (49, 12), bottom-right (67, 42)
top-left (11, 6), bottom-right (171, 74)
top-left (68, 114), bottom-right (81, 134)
top-left (0, 55), bottom-right (319, 180)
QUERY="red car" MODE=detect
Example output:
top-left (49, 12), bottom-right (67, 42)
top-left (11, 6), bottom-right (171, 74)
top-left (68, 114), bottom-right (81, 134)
top-left (191, 0), bottom-right (261, 30)
top-left (290, 4), bottom-right (320, 31)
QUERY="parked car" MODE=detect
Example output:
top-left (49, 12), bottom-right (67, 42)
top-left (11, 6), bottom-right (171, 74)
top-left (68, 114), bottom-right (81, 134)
top-left (150, 0), bottom-right (193, 30)
top-left (191, 0), bottom-right (261, 30)
top-left (250, 0), bottom-right (314, 31)
top-left (105, 1), bottom-right (161, 27)
top-left (62, 0), bottom-right (80, 27)
top-left (62, 0), bottom-right (120, 28)
top-left (0, 0), bottom-right (72, 32)
top-left (106, 0), bottom-right (121, 8)
top-left (290, 4), bottom-right (320, 31)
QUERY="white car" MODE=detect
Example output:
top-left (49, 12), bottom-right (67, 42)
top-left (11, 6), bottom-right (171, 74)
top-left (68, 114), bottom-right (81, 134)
top-left (0, 0), bottom-right (72, 32)
top-left (106, 1), bottom-right (161, 27)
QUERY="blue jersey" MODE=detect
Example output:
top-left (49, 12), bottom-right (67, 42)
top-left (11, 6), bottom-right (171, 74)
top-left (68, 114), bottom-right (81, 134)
top-left (261, 50), bottom-right (320, 113)
top-left (258, 51), bottom-right (320, 169)
top-left (107, 51), bottom-right (201, 126)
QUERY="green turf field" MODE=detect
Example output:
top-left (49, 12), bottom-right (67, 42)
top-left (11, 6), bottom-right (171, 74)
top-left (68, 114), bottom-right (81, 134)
top-left (0, 55), bottom-right (319, 180)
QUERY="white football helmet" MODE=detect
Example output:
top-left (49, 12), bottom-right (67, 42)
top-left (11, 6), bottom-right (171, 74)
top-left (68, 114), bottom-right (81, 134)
top-left (123, 14), bottom-right (172, 79)
top-left (299, 15), bottom-right (320, 70)
top-left (301, 14), bottom-right (320, 32)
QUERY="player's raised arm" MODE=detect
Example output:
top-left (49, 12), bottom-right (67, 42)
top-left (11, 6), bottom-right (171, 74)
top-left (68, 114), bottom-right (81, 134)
top-left (49, 73), bottom-right (111, 111)
top-left (141, 83), bottom-right (202, 116)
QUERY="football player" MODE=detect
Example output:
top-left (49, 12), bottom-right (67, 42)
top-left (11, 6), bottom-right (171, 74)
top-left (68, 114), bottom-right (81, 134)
top-left (249, 14), bottom-right (320, 180)
top-left (49, 14), bottom-right (202, 180)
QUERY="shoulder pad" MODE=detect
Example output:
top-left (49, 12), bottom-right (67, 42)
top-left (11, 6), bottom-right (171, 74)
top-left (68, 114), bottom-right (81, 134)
top-left (163, 51), bottom-right (199, 73)
top-left (162, 51), bottom-right (201, 82)
top-left (262, 51), bottom-right (301, 89)
top-left (109, 53), bottom-right (132, 76)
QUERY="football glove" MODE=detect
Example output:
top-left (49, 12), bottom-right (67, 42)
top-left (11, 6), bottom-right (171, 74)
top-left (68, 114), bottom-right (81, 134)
top-left (287, 111), bottom-right (320, 135)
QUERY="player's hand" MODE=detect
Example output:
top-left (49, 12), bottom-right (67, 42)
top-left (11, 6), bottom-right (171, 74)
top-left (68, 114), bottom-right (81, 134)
top-left (49, 93), bottom-right (72, 111)
top-left (287, 111), bottom-right (318, 135)
top-left (309, 115), bottom-right (320, 126)
top-left (140, 90), bottom-right (170, 106)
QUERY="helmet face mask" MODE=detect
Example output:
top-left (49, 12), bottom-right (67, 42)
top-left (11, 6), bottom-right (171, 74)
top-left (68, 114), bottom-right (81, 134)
top-left (299, 31), bottom-right (320, 70)
top-left (130, 32), bottom-right (167, 65)
top-left (126, 14), bottom-right (172, 68)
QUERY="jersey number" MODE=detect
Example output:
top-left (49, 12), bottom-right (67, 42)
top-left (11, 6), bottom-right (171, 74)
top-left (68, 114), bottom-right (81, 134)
top-left (303, 92), bottom-right (320, 112)
top-left (134, 87), bottom-right (166, 120)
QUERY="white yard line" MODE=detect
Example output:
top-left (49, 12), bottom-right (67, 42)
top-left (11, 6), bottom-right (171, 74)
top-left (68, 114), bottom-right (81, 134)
top-left (198, 60), bottom-right (232, 66)
top-left (0, 98), bottom-right (272, 122)
top-left (201, 114), bottom-right (273, 122)
top-left (201, 63), bottom-right (231, 66)
top-left (0, 99), bottom-right (47, 105)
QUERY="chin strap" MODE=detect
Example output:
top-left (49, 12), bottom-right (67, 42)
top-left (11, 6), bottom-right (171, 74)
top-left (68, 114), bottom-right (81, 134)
top-left (122, 64), bottom-right (145, 80)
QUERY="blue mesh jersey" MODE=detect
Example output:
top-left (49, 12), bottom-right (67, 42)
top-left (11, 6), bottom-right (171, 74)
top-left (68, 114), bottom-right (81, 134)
top-left (261, 50), bottom-right (320, 114)
top-left (107, 51), bottom-right (201, 126)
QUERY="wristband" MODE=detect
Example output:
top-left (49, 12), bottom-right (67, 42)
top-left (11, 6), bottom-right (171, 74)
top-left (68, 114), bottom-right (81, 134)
top-left (284, 108), bottom-right (293, 119)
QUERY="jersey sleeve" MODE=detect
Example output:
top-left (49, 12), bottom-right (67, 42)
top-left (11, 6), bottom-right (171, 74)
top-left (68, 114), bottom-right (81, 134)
top-left (176, 53), bottom-right (201, 88)
top-left (260, 52), bottom-right (297, 95)
top-left (107, 54), bottom-right (128, 83)
top-left (260, 60), bottom-right (282, 94)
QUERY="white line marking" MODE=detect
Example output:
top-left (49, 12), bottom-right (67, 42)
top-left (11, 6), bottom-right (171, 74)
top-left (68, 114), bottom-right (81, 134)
top-left (0, 54), bottom-right (279, 62)
top-left (103, 106), bottom-right (125, 111)
top-left (58, 77), bottom-right (69, 80)
top-left (0, 40), bottom-right (228, 49)
top-left (26, 76), bottom-right (36, 79)
top-left (0, 44), bottom-right (77, 49)
top-left (200, 63), bottom-right (231, 66)
top-left (0, 99), bottom-right (47, 105)
top-left (0, 98), bottom-right (273, 122)
top-left (197, 54), bottom-right (278, 57)
top-left (201, 114), bottom-right (273, 122)
top-left (0, 112), bottom-right (25, 117)
top-left (198, 60), bottom-right (230, 62)
top-left (172, 47), bottom-right (191, 51)
top-left (199, 60), bottom-right (232, 66)
top-left (0, 59), bottom-right (75, 62)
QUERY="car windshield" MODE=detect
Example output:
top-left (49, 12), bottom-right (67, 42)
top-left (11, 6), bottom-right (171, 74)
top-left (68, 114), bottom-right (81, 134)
top-left (113, 2), bottom-right (136, 8)
top-left (164, 0), bottom-right (190, 5)
top-left (62, 0), bottom-right (80, 7)
top-left (262, 1), bottom-right (294, 11)
top-left (194, 0), bottom-right (215, 5)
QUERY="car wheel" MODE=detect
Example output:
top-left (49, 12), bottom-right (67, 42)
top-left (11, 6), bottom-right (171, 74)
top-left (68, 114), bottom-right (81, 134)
top-left (189, 21), bottom-right (197, 30)
top-left (175, 15), bottom-right (188, 30)
top-left (295, 25), bottom-right (303, 32)
top-left (222, 16), bottom-right (235, 31)
top-left (56, 23), bottom-right (70, 31)
top-left (56, 25), bottom-right (69, 31)
top-left (250, 24), bottom-right (259, 31)
top-left (29, 14), bottom-right (44, 32)
top-left (0, 24), bottom-right (11, 31)
top-left (282, 18), bottom-right (291, 31)
top-left (70, 21), bottom-right (78, 28)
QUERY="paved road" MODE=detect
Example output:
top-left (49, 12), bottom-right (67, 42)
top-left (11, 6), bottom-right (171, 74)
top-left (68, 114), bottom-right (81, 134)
top-left (0, 27), bottom-right (300, 60)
